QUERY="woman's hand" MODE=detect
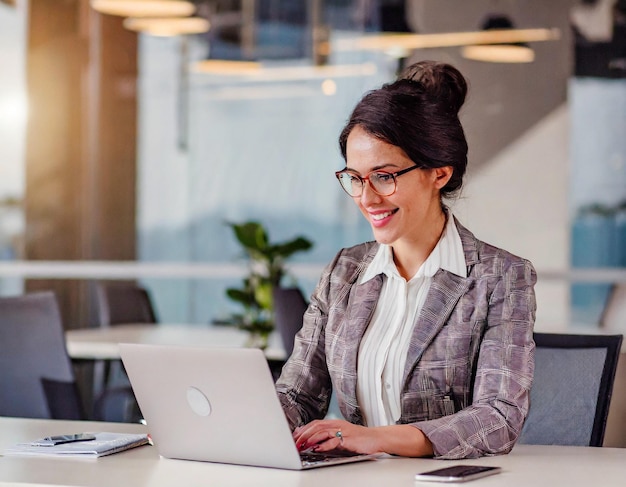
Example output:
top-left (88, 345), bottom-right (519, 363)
top-left (293, 419), bottom-right (379, 454)
top-left (293, 419), bottom-right (434, 457)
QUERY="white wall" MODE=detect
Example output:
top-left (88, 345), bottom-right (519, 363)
top-left (452, 105), bottom-right (571, 331)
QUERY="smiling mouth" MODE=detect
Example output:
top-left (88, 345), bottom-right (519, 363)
top-left (370, 209), bottom-right (398, 221)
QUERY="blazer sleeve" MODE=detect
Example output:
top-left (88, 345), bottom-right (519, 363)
top-left (275, 258), bottom-right (335, 430)
top-left (415, 257), bottom-right (537, 459)
top-left (276, 242), bottom-right (377, 429)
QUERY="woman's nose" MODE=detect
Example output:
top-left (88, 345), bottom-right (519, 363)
top-left (359, 181), bottom-right (382, 204)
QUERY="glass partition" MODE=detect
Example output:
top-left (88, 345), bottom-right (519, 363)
top-left (136, 26), bottom-right (394, 321)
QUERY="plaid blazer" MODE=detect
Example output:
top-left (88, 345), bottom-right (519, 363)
top-left (276, 218), bottom-right (537, 459)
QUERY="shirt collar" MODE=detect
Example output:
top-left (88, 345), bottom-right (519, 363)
top-left (360, 212), bottom-right (467, 283)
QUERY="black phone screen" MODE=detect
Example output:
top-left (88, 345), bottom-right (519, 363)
top-left (34, 433), bottom-right (97, 446)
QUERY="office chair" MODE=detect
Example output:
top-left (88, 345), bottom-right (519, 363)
top-left (95, 281), bottom-right (158, 327)
top-left (518, 332), bottom-right (623, 447)
top-left (0, 291), bottom-right (85, 420)
top-left (93, 282), bottom-right (157, 420)
top-left (272, 287), bottom-right (308, 357)
top-left (599, 284), bottom-right (626, 332)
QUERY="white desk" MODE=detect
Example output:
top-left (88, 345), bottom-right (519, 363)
top-left (1, 417), bottom-right (625, 487)
top-left (66, 324), bottom-right (287, 361)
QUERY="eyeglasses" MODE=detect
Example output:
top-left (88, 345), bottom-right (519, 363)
top-left (335, 165), bottom-right (422, 197)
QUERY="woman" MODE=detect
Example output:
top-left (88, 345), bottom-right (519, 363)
top-left (275, 61), bottom-right (536, 460)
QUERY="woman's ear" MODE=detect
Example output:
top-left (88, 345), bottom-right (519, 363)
top-left (432, 166), bottom-right (453, 190)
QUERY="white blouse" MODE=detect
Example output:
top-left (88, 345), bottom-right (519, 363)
top-left (355, 214), bottom-right (467, 427)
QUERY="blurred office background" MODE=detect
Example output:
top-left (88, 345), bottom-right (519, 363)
top-left (0, 0), bottom-right (625, 332)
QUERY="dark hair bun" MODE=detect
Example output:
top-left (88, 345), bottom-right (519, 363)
top-left (398, 61), bottom-right (468, 115)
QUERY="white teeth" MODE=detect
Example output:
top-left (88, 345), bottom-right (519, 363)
top-left (371, 210), bottom-right (394, 221)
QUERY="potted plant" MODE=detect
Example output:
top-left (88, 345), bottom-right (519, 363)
top-left (223, 221), bottom-right (313, 349)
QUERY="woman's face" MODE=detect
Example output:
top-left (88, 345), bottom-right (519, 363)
top-left (344, 126), bottom-right (451, 248)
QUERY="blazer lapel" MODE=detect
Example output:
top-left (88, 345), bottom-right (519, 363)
top-left (341, 274), bottom-right (383, 421)
top-left (402, 217), bottom-right (479, 385)
top-left (402, 269), bottom-right (472, 385)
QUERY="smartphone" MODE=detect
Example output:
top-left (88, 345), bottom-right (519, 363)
top-left (31, 433), bottom-right (97, 447)
top-left (414, 465), bottom-right (502, 483)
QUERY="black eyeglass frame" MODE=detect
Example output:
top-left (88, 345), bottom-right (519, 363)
top-left (335, 164), bottom-right (422, 197)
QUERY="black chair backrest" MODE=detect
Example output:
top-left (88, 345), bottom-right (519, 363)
top-left (0, 291), bottom-right (80, 419)
top-left (518, 332), bottom-right (623, 447)
top-left (600, 284), bottom-right (626, 331)
top-left (272, 287), bottom-right (308, 356)
top-left (95, 282), bottom-right (158, 326)
top-left (41, 377), bottom-right (85, 420)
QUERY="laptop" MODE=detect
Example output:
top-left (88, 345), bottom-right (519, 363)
top-left (119, 343), bottom-right (378, 470)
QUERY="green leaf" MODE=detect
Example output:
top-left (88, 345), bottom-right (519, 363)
top-left (228, 221), bottom-right (269, 252)
top-left (226, 288), bottom-right (256, 307)
top-left (223, 220), bottom-right (314, 335)
top-left (254, 282), bottom-right (273, 310)
top-left (271, 237), bottom-right (313, 259)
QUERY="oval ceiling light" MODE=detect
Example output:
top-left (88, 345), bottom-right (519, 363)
top-left (461, 44), bottom-right (535, 63)
top-left (461, 14), bottom-right (536, 63)
top-left (123, 17), bottom-right (210, 36)
top-left (192, 60), bottom-right (263, 75)
top-left (191, 61), bottom-right (377, 82)
top-left (91, 0), bottom-right (196, 18)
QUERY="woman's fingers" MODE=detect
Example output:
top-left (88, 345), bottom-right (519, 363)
top-left (293, 420), bottom-right (351, 452)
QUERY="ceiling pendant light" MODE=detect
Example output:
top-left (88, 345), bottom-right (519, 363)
top-left (90, 0), bottom-right (196, 18)
top-left (335, 28), bottom-right (559, 53)
top-left (461, 15), bottom-right (536, 63)
top-left (190, 60), bottom-right (377, 82)
top-left (123, 16), bottom-right (210, 36)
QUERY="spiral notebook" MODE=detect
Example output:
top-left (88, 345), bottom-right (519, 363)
top-left (5, 432), bottom-right (149, 458)
top-left (119, 343), bottom-right (378, 470)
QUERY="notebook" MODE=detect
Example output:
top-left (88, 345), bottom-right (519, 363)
top-left (119, 343), bottom-right (378, 470)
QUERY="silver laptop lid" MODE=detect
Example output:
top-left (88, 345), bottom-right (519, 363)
top-left (119, 343), bottom-right (303, 470)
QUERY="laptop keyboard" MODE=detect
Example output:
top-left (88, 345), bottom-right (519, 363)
top-left (300, 450), bottom-right (364, 466)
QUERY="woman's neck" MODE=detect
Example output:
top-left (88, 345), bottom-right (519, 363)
top-left (391, 209), bottom-right (448, 280)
